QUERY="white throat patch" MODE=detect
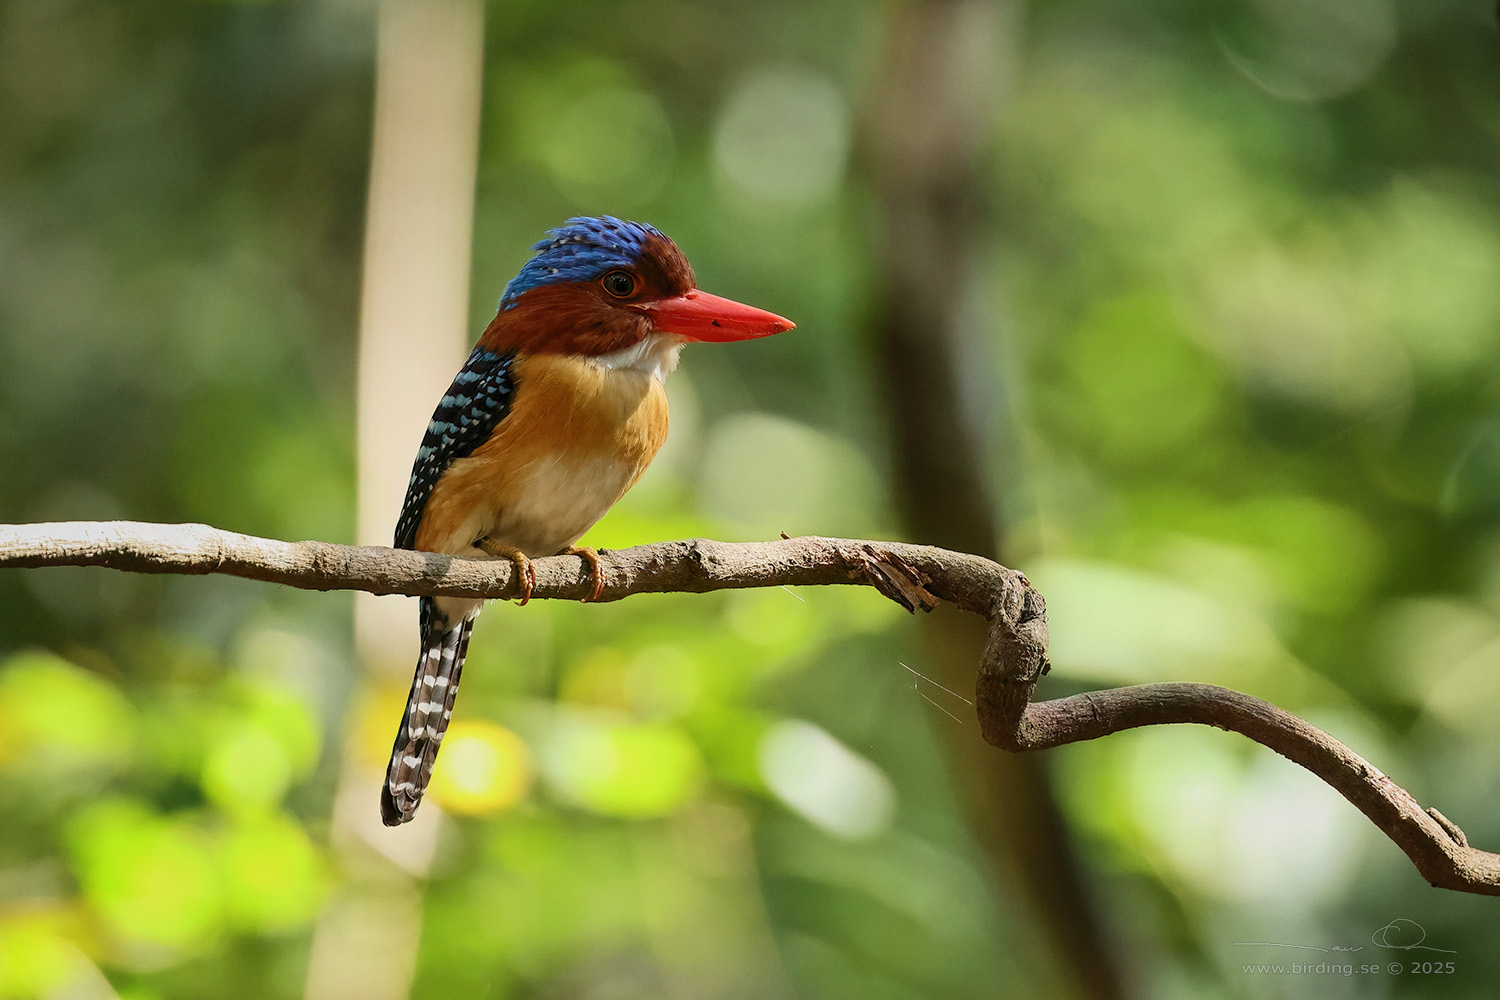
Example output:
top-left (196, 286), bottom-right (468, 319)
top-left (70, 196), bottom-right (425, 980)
top-left (591, 334), bottom-right (685, 383)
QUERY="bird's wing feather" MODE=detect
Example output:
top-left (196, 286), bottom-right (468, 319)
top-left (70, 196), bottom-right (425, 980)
top-left (395, 346), bottom-right (518, 550)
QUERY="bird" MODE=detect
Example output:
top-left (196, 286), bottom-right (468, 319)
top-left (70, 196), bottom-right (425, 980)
top-left (381, 216), bottom-right (794, 825)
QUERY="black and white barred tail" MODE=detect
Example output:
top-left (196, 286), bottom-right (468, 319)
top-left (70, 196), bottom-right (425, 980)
top-left (381, 597), bottom-right (474, 826)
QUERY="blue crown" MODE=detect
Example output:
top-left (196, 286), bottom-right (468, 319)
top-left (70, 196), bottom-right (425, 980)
top-left (499, 216), bottom-right (666, 310)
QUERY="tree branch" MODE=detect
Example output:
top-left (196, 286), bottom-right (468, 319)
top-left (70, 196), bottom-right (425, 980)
top-left (4, 520), bottom-right (1498, 895)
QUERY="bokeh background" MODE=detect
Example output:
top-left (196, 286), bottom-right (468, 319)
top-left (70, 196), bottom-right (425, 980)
top-left (4, 0), bottom-right (1500, 997)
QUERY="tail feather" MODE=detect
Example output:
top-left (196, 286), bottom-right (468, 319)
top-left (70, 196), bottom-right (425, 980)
top-left (381, 597), bottom-right (473, 826)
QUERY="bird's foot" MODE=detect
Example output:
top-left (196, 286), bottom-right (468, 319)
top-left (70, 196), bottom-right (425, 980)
top-left (563, 545), bottom-right (606, 602)
top-left (476, 539), bottom-right (536, 605)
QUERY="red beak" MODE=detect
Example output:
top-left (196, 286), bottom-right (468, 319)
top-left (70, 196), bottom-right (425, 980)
top-left (635, 289), bottom-right (795, 342)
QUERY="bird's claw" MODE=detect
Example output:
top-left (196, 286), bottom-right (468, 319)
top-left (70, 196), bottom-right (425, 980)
top-left (564, 546), bottom-right (606, 602)
top-left (513, 555), bottom-right (536, 605)
top-left (477, 538), bottom-right (536, 605)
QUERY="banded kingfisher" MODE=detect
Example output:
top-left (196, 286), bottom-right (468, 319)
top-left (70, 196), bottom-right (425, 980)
top-left (382, 216), bottom-right (794, 825)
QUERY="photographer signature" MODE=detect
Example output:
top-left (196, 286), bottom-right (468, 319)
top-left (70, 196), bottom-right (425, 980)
top-left (1232, 918), bottom-right (1456, 954)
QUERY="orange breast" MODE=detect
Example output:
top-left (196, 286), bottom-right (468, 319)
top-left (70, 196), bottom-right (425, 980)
top-left (414, 353), bottom-right (670, 557)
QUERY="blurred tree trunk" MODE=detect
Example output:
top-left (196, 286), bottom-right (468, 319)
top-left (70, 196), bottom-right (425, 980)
top-left (865, 2), bottom-right (1126, 998)
top-left (305, 1), bottom-right (486, 998)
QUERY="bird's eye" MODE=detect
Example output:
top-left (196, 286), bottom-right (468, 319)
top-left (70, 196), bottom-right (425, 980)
top-left (602, 270), bottom-right (637, 298)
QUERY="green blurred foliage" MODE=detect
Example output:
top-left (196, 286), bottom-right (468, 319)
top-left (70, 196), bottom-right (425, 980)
top-left (5, 0), bottom-right (1500, 998)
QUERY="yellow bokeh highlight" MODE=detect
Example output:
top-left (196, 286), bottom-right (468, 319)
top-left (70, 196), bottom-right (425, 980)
top-left (426, 720), bottom-right (533, 816)
top-left (219, 814), bottom-right (328, 932)
top-left (0, 911), bottom-right (76, 998)
top-left (199, 681), bottom-right (321, 818)
top-left (67, 800), bottom-right (221, 953)
top-left (546, 716), bottom-right (705, 818)
top-left (0, 651), bottom-right (134, 776)
top-left (201, 721), bottom-right (291, 817)
top-left (351, 685), bottom-right (411, 768)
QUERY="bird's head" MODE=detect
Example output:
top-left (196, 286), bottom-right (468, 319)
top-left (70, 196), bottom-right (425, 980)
top-left (480, 216), bottom-right (793, 358)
